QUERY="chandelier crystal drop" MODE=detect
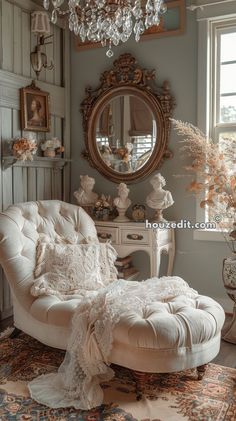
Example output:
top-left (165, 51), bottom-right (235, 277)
top-left (43, 0), bottom-right (167, 57)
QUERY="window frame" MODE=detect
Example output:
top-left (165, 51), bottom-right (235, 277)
top-left (194, 7), bottom-right (236, 241)
top-left (213, 22), bottom-right (236, 140)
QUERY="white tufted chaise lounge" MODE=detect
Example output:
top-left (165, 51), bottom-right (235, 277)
top-left (0, 200), bottom-right (225, 384)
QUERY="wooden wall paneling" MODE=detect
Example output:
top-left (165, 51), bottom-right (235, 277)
top-left (12, 0), bottom-right (64, 30)
top-left (12, 108), bottom-right (21, 138)
top-left (38, 58), bottom-right (46, 83)
top-left (0, 109), bottom-right (2, 214)
top-left (54, 25), bottom-right (62, 86)
top-left (0, 0), bottom-right (69, 320)
top-left (0, 65), bottom-right (5, 316)
top-left (30, 23), bottom-right (38, 80)
top-left (1, 108), bottom-right (13, 210)
top-left (48, 114), bottom-right (55, 139)
top-left (12, 102), bottom-right (26, 203)
top-left (27, 167), bottom-right (37, 201)
top-left (37, 131), bottom-right (46, 151)
top-left (13, 167), bottom-right (24, 203)
top-left (53, 115), bottom-right (64, 200)
top-left (22, 167), bottom-right (28, 202)
top-left (63, 29), bottom-right (71, 202)
top-left (0, 107), bottom-right (2, 321)
top-left (51, 169), bottom-right (57, 199)
top-left (45, 24), bottom-right (54, 85)
top-left (2, 166), bottom-right (13, 210)
top-left (44, 168), bottom-right (52, 199)
top-left (0, 0), bottom-right (2, 69)
top-left (22, 10), bottom-right (31, 78)
top-left (2, 0), bottom-right (14, 72)
top-left (54, 168), bottom-right (63, 200)
top-left (36, 167), bottom-right (45, 200)
top-left (0, 70), bottom-right (67, 119)
top-left (0, 104), bottom-right (13, 317)
top-left (55, 116), bottom-right (62, 139)
top-left (13, 4), bottom-right (22, 75)
top-left (0, 108), bottom-right (3, 215)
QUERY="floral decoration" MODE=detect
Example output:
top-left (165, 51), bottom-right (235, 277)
top-left (12, 137), bottom-right (37, 161)
top-left (172, 119), bottom-right (236, 253)
top-left (93, 195), bottom-right (117, 220)
top-left (41, 137), bottom-right (64, 155)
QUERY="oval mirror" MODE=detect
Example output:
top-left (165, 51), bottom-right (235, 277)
top-left (96, 94), bottom-right (157, 174)
top-left (81, 54), bottom-right (175, 183)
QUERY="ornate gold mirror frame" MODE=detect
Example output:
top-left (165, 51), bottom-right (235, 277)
top-left (81, 53), bottom-right (175, 183)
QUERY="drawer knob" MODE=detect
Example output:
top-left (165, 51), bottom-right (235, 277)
top-left (98, 232), bottom-right (112, 240)
top-left (127, 234), bottom-right (144, 241)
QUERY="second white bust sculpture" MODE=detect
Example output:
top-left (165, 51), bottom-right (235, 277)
top-left (74, 175), bottom-right (98, 206)
top-left (114, 183), bottom-right (131, 222)
top-left (146, 173), bottom-right (174, 222)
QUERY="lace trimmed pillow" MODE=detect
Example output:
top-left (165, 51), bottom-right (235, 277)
top-left (31, 236), bottom-right (118, 300)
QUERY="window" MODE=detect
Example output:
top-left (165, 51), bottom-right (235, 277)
top-left (194, 10), bottom-right (236, 241)
top-left (211, 21), bottom-right (236, 176)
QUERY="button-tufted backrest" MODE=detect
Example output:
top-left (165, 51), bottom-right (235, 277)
top-left (0, 200), bottom-right (98, 310)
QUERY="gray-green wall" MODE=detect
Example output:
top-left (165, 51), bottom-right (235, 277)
top-left (70, 11), bottom-right (231, 310)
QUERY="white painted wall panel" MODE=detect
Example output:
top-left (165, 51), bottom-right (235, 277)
top-left (22, 11), bottom-right (31, 78)
top-left (27, 167), bottom-right (37, 201)
top-left (1, 108), bottom-right (13, 210)
top-left (2, 0), bottom-right (14, 72)
top-left (13, 5), bottom-right (22, 74)
top-left (54, 25), bottom-right (62, 86)
top-left (0, 0), bottom-right (71, 320)
top-left (13, 167), bottom-right (23, 203)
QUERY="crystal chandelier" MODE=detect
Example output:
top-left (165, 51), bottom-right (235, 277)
top-left (43, 1), bottom-right (167, 57)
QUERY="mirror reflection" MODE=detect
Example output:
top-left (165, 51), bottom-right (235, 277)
top-left (96, 95), bottom-right (157, 174)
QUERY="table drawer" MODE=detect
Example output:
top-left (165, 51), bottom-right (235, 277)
top-left (96, 227), bottom-right (118, 243)
top-left (121, 229), bottom-right (149, 245)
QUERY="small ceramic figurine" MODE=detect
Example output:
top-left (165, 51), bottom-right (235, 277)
top-left (74, 175), bottom-right (98, 206)
top-left (114, 183), bottom-right (131, 222)
top-left (146, 173), bottom-right (174, 222)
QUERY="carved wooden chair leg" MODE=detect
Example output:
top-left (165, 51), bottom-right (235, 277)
top-left (10, 327), bottom-right (22, 339)
top-left (132, 370), bottom-right (152, 401)
top-left (197, 364), bottom-right (208, 380)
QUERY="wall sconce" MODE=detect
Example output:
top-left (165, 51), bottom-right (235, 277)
top-left (30, 11), bottom-right (54, 79)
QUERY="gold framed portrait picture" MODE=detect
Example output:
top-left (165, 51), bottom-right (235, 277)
top-left (20, 83), bottom-right (50, 132)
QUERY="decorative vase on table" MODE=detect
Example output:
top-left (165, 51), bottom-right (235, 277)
top-left (43, 148), bottom-right (55, 158)
top-left (41, 138), bottom-right (64, 159)
top-left (222, 254), bottom-right (236, 344)
top-left (93, 194), bottom-right (115, 221)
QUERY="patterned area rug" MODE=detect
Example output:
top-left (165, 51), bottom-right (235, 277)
top-left (0, 333), bottom-right (236, 421)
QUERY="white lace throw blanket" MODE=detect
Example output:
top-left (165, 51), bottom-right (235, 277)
top-left (28, 276), bottom-right (198, 410)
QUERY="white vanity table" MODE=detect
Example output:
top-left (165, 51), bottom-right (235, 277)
top-left (94, 220), bottom-right (175, 277)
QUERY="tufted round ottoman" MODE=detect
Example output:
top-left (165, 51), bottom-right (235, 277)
top-left (110, 294), bottom-right (225, 374)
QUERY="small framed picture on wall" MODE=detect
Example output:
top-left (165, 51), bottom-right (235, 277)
top-left (20, 82), bottom-right (50, 132)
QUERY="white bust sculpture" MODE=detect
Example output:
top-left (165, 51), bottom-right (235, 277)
top-left (146, 173), bottom-right (174, 222)
top-left (74, 175), bottom-right (98, 206)
top-left (114, 183), bottom-right (131, 222)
